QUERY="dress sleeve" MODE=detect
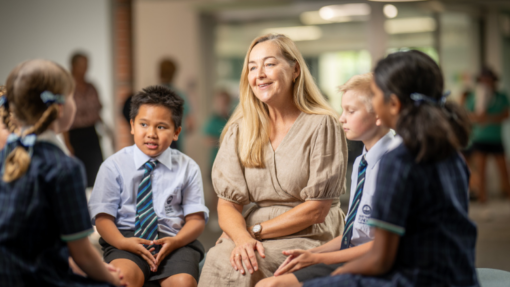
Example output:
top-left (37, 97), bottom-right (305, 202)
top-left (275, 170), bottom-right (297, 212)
top-left (49, 159), bottom-right (94, 242)
top-left (367, 151), bottom-right (413, 236)
top-left (212, 123), bottom-right (250, 206)
top-left (300, 115), bottom-right (347, 200)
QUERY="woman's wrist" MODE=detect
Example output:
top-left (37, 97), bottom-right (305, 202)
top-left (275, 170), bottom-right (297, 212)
top-left (233, 233), bottom-right (254, 245)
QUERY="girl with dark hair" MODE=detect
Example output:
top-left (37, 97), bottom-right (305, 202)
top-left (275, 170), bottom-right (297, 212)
top-left (302, 50), bottom-right (479, 287)
top-left (0, 59), bottom-right (124, 286)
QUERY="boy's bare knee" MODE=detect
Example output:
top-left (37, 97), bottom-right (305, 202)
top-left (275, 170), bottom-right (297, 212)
top-left (256, 277), bottom-right (281, 287)
top-left (110, 259), bottom-right (145, 287)
top-left (256, 275), bottom-right (302, 287)
top-left (160, 273), bottom-right (197, 287)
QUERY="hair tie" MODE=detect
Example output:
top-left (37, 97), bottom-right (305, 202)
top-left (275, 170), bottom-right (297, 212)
top-left (410, 91), bottom-right (450, 107)
top-left (7, 133), bottom-right (36, 149)
top-left (0, 95), bottom-right (8, 110)
top-left (40, 91), bottom-right (65, 106)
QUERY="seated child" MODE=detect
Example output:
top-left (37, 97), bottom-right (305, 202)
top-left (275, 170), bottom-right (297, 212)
top-left (89, 85), bottom-right (209, 287)
top-left (0, 59), bottom-right (123, 286)
top-left (302, 51), bottom-right (479, 286)
top-left (256, 73), bottom-right (397, 287)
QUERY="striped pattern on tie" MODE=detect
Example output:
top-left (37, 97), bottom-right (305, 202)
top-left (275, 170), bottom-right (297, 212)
top-left (135, 160), bottom-right (159, 249)
top-left (340, 155), bottom-right (368, 250)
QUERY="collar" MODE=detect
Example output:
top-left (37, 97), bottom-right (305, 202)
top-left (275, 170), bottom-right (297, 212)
top-left (133, 144), bottom-right (173, 171)
top-left (362, 130), bottom-right (396, 170)
top-left (37, 130), bottom-right (70, 155)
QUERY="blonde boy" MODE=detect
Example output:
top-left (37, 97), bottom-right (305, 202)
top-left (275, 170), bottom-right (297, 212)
top-left (256, 73), bottom-right (396, 287)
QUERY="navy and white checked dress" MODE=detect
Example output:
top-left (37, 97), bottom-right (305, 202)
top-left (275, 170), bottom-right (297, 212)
top-left (0, 140), bottom-right (113, 286)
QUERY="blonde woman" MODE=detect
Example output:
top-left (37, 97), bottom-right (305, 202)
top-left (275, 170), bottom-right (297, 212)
top-left (198, 34), bottom-right (347, 286)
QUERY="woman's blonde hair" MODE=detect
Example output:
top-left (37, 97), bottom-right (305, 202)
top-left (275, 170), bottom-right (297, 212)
top-left (2, 59), bottom-right (74, 182)
top-left (222, 34), bottom-right (338, 168)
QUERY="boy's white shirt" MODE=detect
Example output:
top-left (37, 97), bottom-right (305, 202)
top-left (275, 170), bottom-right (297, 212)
top-left (88, 144), bottom-right (209, 237)
top-left (347, 130), bottom-right (398, 247)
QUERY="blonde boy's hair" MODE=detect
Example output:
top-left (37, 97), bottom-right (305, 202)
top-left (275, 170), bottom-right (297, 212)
top-left (339, 73), bottom-right (374, 112)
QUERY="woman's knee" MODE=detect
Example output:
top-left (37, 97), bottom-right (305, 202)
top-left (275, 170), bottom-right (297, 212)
top-left (160, 273), bottom-right (197, 287)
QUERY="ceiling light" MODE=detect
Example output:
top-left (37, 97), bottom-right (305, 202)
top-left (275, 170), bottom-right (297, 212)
top-left (261, 26), bottom-right (323, 41)
top-left (383, 4), bottom-right (398, 18)
top-left (300, 11), bottom-right (352, 25)
top-left (385, 17), bottom-right (436, 34)
top-left (319, 4), bottom-right (371, 21)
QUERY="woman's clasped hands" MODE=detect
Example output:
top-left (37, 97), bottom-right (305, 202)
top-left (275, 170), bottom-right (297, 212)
top-left (230, 234), bottom-right (266, 275)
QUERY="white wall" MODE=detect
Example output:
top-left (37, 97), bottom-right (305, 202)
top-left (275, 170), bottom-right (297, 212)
top-left (0, 0), bottom-right (114, 134)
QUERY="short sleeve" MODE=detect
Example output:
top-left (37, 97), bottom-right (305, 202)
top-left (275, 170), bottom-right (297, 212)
top-left (181, 161), bottom-right (210, 223)
top-left (300, 115), bottom-right (347, 200)
top-left (49, 159), bottom-right (93, 242)
top-left (88, 159), bottom-right (123, 224)
top-left (212, 123), bottom-right (250, 205)
top-left (367, 151), bottom-right (413, 236)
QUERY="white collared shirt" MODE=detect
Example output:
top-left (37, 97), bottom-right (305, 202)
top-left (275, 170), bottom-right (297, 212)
top-left (347, 131), bottom-right (397, 246)
top-left (89, 145), bottom-right (209, 237)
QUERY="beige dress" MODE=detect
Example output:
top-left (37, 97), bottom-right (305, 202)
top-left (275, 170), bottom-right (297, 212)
top-left (199, 113), bottom-right (347, 287)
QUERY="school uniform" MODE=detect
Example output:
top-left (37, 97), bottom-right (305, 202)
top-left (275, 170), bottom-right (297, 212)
top-left (293, 131), bottom-right (397, 282)
top-left (89, 145), bottom-right (209, 282)
top-left (0, 131), bottom-right (112, 287)
top-left (303, 143), bottom-right (479, 287)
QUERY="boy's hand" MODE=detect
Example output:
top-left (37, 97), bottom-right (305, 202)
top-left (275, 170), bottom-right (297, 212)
top-left (274, 250), bottom-right (318, 276)
top-left (153, 237), bottom-right (177, 267)
top-left (119, 237), bottom-right (157, 271)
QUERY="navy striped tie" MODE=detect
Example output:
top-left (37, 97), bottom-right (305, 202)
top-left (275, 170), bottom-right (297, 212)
top-left (340, 155), bottom-right (368, 250)
top-left (135, 160), bottom-right (159, 251)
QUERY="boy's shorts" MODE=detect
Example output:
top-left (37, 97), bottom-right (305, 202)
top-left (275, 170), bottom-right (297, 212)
top-left (99, 230), bottom-right (204, 283)
top-left (293, 262), bottom-right (344, 282)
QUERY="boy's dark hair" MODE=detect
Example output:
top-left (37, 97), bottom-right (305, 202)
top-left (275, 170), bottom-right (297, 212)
top-left (374, 50), bottom-right (470, 162)
top-left (130, 85), bottom-right (184, 128)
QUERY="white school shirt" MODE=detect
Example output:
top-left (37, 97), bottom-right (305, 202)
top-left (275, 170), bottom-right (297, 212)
top-left (89, 144), bottom-right (209, 237)
top-left (347, 131), bottom-right (397, 247)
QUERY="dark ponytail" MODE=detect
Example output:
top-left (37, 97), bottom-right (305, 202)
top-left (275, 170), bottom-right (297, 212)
top-left (374, 50), bottom-right (470, 162)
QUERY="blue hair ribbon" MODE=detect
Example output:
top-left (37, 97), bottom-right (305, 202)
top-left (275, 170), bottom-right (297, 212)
top-left (410, 91), bottom-right (451, 107)
top-left (7, 133), bottom-right (36, 150)
top-left (0, 95), bottom-right (8, 110)
top-left (40, 91), bottom-right (65, 106)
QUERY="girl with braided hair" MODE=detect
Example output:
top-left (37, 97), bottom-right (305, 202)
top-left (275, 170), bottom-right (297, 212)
top-left (0, 59), bottom-right (125, 286)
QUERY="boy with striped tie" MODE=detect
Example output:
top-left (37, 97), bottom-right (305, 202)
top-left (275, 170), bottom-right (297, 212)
top-left (89, 85), bottom-right (209, 287)
top-left (257, 73), bottom-right (397, 287)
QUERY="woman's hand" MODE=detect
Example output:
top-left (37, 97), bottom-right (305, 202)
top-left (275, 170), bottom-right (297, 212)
top-left (230, 236), bottom-right (265, 275)
top-left (274, 250), bottom-right (318, 276)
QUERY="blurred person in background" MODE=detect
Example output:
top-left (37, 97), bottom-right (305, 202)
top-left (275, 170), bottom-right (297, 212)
top-left (159, 58), bottom-right (195, 151)
top-left (64, 52), bottom-right (104, 188)
top-left (203, 89), bottom-right (232, 176)
top-left (464, 67), bottom-right (510, 203)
